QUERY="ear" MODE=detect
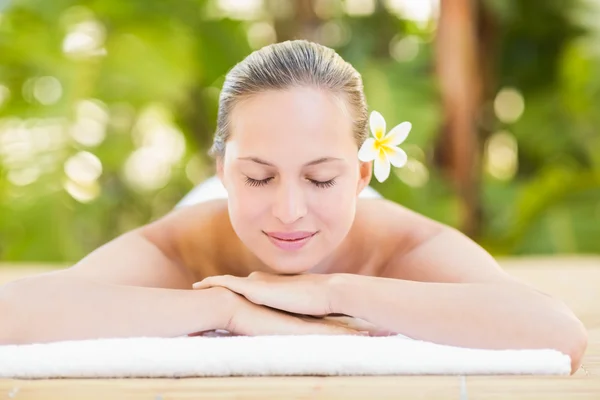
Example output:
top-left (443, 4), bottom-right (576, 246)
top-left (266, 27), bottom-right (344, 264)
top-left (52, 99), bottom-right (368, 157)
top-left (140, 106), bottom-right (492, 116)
top-left (356, 161), bottom-right (372, 195)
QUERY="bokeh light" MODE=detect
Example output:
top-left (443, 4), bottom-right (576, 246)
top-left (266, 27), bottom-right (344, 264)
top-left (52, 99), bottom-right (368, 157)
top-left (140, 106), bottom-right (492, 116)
top-left (247, 22), bottom-right (277, 49)
top-left (484, 130), bottom-right (519, 181)
top-left (62, 14), bottom-right (107, 59)
top-left (70, 99), bottom-right (109, 147)
top-left (123, 105), bottom-right (186, 191)
top-left (33, 76), bottom-right (63, 106)
top-left (64, 151), bottom-right (103, 185)
top-left (217, 0), bottom-right (264, 20)
top-left (343, 0), bottom-right (376, 16)
top-left (63, 179), bottom-right (101, 203)
top-left (494, 87), bottom-right (525, 124)
top-left (390, 35), bottom-right (420, 62)
top-left (317, 21), bottom-right (351, 48)
top-left (124, 148), bottom-right (173, 191)
top-left (396, 158), bottom-right (430, 187)
top-left (385, 0), bottom-right (439, 23)
top-left (7, 167), bottom-right (40, 186)
top-left (314, 0), bottom-right (343, 19)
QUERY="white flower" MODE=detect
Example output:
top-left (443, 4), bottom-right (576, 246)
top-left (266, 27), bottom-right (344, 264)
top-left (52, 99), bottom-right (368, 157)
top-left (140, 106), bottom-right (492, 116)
top-left (358, 110), bottom-right (411, 183)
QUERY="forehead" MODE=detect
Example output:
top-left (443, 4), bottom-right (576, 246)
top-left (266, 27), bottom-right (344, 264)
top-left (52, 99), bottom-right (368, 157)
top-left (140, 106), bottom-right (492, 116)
top-left (228, 87), bottom-right (355, 150)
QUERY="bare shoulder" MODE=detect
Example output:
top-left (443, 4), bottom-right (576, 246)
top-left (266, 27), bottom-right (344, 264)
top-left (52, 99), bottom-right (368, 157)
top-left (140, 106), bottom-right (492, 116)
top-left (141, 199), bottom-right (243, 280)
top-left (344, 198), bottom-right (445, 275)
top-left (353, 199), bottom-right (517, 284)
top-left (353, 198), bottom-right (445, 250)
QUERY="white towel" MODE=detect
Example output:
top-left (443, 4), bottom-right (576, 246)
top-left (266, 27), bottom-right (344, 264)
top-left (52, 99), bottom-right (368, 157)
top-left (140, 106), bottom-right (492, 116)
top-left (0, 334), bottom-right (571, 378)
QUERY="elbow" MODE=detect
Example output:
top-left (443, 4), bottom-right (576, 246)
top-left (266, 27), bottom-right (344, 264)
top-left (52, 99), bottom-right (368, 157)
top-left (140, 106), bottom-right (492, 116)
top-left (546, 308), bottom-right (588, 375)
top-left (563, 318), bottom-right (588, 375)
top-left (528, 289), bottom-right (588, 375)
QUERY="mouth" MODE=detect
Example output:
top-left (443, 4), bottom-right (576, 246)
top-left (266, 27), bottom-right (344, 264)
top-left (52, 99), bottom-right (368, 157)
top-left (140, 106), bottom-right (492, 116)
top-left (263, 231), bottom-right (318, 251)
top-left (265, 231), bottom-right (317, 241)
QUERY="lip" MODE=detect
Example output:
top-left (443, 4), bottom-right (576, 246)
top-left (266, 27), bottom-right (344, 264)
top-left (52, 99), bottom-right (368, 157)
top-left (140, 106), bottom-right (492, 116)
top-left (265, 231), bottom-right (316, 240)
top-left (264, 231), bottom-right (317, 251)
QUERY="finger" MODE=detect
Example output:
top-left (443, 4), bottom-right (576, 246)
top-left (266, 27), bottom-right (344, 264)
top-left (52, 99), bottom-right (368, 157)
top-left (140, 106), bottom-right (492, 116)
top-left (231, 302), bottom-right (360, 336)
top-left (192, 276), bottom-right (219, 289)
top-left (192, 276), bottom-right (237, 290)
top-left (191, 280), bottom-right (212, 289)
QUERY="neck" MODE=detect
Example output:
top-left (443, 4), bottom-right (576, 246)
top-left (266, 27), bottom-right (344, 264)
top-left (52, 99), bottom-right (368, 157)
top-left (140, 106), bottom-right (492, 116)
top-left (308, 233), bottom-right (355, 275)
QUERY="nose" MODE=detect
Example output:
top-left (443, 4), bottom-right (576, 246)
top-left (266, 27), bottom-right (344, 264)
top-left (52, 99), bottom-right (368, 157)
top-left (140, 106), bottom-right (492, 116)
top-left (272, 180), bottom-right (307, 225)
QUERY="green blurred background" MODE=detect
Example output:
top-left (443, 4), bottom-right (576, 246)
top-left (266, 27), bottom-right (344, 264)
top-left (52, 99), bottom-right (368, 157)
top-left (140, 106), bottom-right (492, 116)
top-left (0, 0), bottom-right (599, 264)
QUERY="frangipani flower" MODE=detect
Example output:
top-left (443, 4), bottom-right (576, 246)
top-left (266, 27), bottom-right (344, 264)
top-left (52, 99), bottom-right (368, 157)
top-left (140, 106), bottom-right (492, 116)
top-left (358, 110), bottom-right (411, 183)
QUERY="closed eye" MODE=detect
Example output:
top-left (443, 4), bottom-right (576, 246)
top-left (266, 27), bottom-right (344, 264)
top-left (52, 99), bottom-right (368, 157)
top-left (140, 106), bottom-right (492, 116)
top-left (244, 176), bottom-right (337, 189)
top-left (244, 176), bottom-right (273, 187)
top-left (309, 179), bottom-right (336, 189)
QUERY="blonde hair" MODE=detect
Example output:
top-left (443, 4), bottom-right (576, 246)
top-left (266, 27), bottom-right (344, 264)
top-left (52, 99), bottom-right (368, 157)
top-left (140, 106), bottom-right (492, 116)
top-left (209, 40), bottom-right (368, 158)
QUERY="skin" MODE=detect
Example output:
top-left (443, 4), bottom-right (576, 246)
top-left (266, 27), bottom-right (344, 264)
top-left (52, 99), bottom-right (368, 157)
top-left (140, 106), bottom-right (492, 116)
top-left (4, 86), bottom-right (585, 373)
top-left (178, 87), bottom-right (586, 373)
top-left (217, 86), bottom-right (373, 276)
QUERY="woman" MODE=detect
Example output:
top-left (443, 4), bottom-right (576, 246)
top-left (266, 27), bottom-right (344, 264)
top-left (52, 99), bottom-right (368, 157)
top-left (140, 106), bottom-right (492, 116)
top-left (0, 40), bottom-right (586, 374)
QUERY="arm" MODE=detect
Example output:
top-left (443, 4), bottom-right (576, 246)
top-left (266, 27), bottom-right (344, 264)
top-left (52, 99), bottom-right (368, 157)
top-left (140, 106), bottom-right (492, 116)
top-left (0, 216), bottom-right (230, 344)
top-left (0, 274), bottom-right (230, 345)
top-left (190, 200), bottom-right (587, 373)
top-left (0, 273), bottom-right (358, 345)
top-left (329, 226), bottom-right (588, 375)
top-left (0, 202), bottom-right (361, 344)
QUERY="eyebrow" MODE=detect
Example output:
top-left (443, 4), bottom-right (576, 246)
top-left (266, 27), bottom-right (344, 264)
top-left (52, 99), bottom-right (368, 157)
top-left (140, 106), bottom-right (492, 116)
top-left (238, 156), bottom-right (343, 167)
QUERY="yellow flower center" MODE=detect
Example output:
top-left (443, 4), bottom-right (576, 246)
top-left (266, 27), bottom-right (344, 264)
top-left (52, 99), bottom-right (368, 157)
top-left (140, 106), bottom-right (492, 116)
top-left (373, 138), bottom-right (392, 162)
top-left (374, 135), bottom-right (393, 152)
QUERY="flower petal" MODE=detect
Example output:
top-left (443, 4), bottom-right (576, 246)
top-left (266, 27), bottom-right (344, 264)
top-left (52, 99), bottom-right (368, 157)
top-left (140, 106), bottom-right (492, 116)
top-left (385, 146), bottom-right (408, 168)
top-left (358, 138), bottom-right (378, 162)
top-left (373, 149), bottom-right (391, 183)
top-left (369, 111), bottom-right (386, 140)
top-left (383, 121), bottom-right (411, 146)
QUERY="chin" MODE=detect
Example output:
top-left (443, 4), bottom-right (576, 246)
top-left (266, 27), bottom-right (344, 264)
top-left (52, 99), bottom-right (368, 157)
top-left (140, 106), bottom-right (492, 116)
top-left (261, 256), bottom-right (316, 275)
top-left (255, 243), bottom-right (324, 275)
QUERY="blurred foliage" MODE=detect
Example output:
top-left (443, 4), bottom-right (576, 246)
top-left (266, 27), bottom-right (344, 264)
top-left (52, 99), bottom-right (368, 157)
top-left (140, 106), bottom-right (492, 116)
top-left (0, 0), bottom-right (599, 263)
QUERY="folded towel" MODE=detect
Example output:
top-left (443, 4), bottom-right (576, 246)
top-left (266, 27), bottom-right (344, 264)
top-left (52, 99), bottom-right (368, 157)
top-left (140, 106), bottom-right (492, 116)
top-left (0, 334), bottom-right (570, 378)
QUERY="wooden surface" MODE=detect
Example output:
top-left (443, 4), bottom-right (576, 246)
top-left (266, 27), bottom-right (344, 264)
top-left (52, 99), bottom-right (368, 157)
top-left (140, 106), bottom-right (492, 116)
top-left (1, 256), bottom-right (599, 399)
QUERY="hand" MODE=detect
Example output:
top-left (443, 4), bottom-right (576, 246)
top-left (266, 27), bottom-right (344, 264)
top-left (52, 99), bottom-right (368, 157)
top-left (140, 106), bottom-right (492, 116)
top-left (218, 288), bottom-right (366, 336)
top-left (192, 271), bottom-right (336, 316)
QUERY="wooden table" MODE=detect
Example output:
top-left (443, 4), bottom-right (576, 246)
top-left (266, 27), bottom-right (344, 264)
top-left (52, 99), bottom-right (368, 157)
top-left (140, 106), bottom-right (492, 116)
top-left (1, 256), bottom-right (599, 399)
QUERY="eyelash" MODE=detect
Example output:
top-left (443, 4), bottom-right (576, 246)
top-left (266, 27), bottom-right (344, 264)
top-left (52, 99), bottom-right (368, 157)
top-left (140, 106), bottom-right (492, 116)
top-left (244, 177), bottom-right (336, 189)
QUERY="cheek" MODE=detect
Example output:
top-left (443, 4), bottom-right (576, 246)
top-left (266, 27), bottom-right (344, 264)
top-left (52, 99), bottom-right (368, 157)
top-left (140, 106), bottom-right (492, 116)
top-left (228, 186), bottom-right (268, 227)
top-left (312, 188), bottom-right (357, 230)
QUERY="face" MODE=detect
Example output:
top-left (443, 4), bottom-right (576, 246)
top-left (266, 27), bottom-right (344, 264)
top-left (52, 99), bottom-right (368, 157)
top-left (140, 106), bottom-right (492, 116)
top-left (218, 87), bottom-right (371, 274)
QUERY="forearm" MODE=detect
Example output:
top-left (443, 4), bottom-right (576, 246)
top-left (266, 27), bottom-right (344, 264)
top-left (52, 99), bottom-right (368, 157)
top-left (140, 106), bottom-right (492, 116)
top-left (331, 275), bottom-right (587, 364)
top-left (0, 275), bottom-right (230, 345)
